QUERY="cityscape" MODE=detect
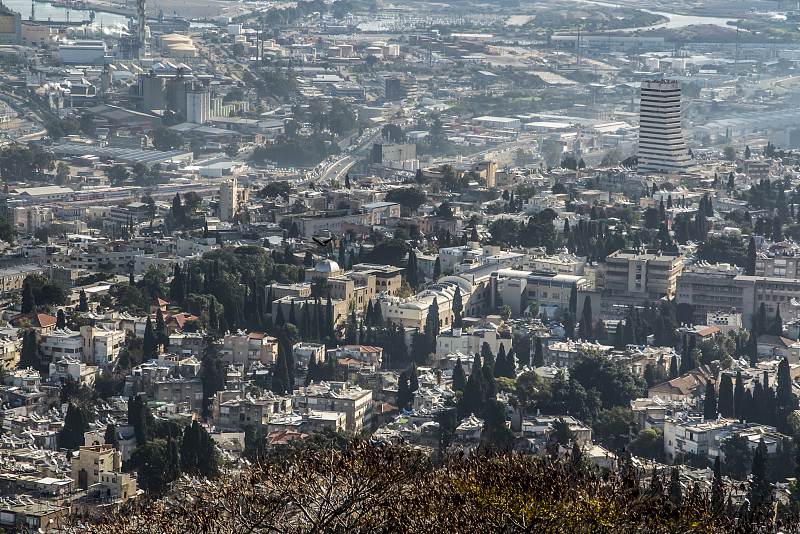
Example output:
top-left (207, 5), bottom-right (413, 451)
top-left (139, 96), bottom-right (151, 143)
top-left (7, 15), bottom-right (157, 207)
top-left (0, 0), bottom-right (795, 530)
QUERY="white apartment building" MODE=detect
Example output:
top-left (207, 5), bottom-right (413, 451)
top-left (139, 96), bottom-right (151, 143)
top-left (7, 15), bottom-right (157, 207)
top-left (41, 329), bottom-right (83, 362)
top-left (292, 382), bottom-right (373, 432)
top-left (49, 357), bottom-right (98, 386)
top-left (436, 324), bottom-right (513, 358)
top-left (81, 326), bottom-right (125, 369)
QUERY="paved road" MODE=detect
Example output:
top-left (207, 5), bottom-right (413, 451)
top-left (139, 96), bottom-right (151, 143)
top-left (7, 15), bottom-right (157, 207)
top-left (318, 130), bottom-right (380, 184)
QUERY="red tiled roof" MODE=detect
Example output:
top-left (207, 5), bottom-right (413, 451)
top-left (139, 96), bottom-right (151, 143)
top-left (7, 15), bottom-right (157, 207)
top-left (694, 326), bottom-right (720, 337)
top-left (10, 313), bottom-right (57, 328)
top-left (163, 312), bottom-right (198, 328)
top-left (268, 430), bottom-right (308, 444)
top-left (339, 345), bottom-right (382, 353)
top-left (337, 357), bottom-right (368, 366)
top-left (649, 366), bottom-right (713, 396)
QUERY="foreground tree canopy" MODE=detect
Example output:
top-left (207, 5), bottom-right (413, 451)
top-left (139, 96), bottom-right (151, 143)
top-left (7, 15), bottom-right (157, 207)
top-left (66, 438), bottom-right (784, 534)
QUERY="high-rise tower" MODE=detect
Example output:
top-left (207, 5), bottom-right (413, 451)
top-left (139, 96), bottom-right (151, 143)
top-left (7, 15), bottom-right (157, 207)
top-left (637, 79), bottom-right (692, 174)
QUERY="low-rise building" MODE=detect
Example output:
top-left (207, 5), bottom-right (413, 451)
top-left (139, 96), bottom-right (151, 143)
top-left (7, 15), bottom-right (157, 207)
top-left (436, 324), bottom-right (513, 359)
top-left (49, 356), bottom-right (98, 386)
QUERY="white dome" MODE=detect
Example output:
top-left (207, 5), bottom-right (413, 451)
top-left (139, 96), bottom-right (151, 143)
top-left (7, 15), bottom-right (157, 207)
top-left (314, 259), bottom-right (340, 273)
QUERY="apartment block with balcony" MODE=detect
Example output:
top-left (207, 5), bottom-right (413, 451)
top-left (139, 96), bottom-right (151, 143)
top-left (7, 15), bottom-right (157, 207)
top-left (605, 249), bottom-right (684, 300)
top-left (222, 332), bottom-right (278, 369)
top-left (292, 382), bottom-right (373, 432)
top-left (675, 262), bottom-right (742, 324)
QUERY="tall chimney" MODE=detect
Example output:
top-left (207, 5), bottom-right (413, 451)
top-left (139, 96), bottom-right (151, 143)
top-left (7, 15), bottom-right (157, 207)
top-left (138, 0), bottom-right (147, 61)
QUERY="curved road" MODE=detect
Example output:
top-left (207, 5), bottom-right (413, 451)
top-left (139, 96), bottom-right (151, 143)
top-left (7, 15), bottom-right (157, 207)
top-left (318, 129), bottom-right (380, 184)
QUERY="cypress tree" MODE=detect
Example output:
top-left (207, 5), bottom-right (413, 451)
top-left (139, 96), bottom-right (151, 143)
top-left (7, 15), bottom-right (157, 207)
top-left (155, 308), bottom-right (168, 349)
top-left (170, 264), bottom-right (185, 304)
top-left (306, 355), bottom-right (318, 386)
top-left (274, 303), bottom-right (285, 328)
top-left (143, 317), bottom-right (158, 360)
top-left (396, 371), bottom-right (412, 410)
top-left (770, 308), bottom-right (783, 337)
top-left (104, 423), bottom-right (119, 449)
top-left (373, 300), bottom-right (384, 328)
top-left (734, 371), bottom-right (745, 420)
top-left (288, 301), bottom-right (297, 326)
top-left (746, 236), bottom-right (756, 276)
top-left (748, 333), bottom-right (759, 367)
top-left (569, 285), bottom-right (577, 315)
top-left (481, 343), bottom-right (493, 369)
top-left (748, 439), bottom-right (772, 523)
top-left (60, 403), bottom-right (87, 451)
top-left (365, 300), bottom-right (374, 327)
top-left (209, 302), bottom-right (219, 331)
top-left (669, 355), bottom-right (678, 379)
top-left (472, 352), bottom-right (482, 378)
top-left (180, 421), bottom-right (200, 473)
top-left (78, 289), bottom-right (88, 312)
top-left (56, 309), bottom-right (66, 330)
top-left (718, 373), bottom-right (734, 418)
top-left (578, 295), bottom-right (593, 341)
top-left (533, 337), bottom-right (544, 367)
top-left (494, 344), bottom-right (506, 378)
top-left (19, 330), bottom-right (39, 370)
top-left (21, 283), bottom-right (33, 314)
top-left (753, 381), bottom-right (766, 424)
top-left (272, 344), bottom-right (289, 395)
top-left (406, 250), bottom-right (419, 287)
top-left (426, 299), bottom-right (440, 337)
top-left (452, 358), bottom-right (466, 392)
top-left (777, 357), bottom-right (796, 411)
top-left (517, 336), bottom-right (531, 367)
top-left (704, 380), bottom-right (717, 420)
top-left (505, 348), bottom-right (516, 378)
top-left (326, 297), bottom-right (335, 339)
top-left (201, 338), bottom-right (226, 419)
top-left (563, 312), bottom-right (575, 341)
top-left (433, 257), bottom-right (441, 280)
top-left (452, 289), bottom-right (463, 328)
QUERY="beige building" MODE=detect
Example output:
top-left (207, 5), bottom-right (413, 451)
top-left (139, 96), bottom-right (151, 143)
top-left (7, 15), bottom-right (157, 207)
top-left (377, 284), bottom-right (458, 333)
top-left (20, 22), bottom-right (49, 46)
top-left (218, 393), bottom-right (292, 430)
top-left (222, 332), bottom-right (278, 367)
top-left (80, 325), bottom-right (125, 369)
top-left (471, 160), bottom-right (497, 188)
top-left (219, 177), bottom-right (248, 221)
top-left (756, 254), bottom-right (800, 278)
top-left (71, 445), bottom-right (121, 490)
top-left (605, 249), bottom-right (684, 299)
top-left (0, 264), bottom-right (43, 296)
top-left (154, 378), bottom-right (203, 411)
